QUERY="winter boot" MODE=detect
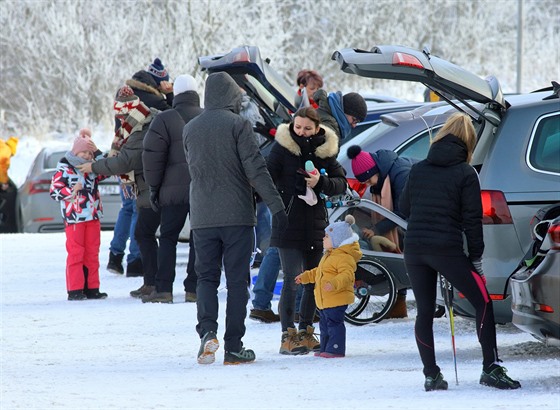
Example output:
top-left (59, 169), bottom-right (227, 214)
top-left (185, 292), bottom-right (197, 303)
top-left (386, 294), bottom-right (408, 319)
top-left (106, 252), bottom-right (124, 274)
top-left (130, 284), bottom-right (155, 298)
top-left (141, 290), bottom-right (173, 303)
top-left (68, 290), bottom-right (87, 301)
top-left (424, 372), bottom-right (448, 391)
top-left (480, 365), bottom-right (521, 389)
top-left (224, 347), bottom-right (256, 365)
top-left (84, 288), bottom-right (108, 299)
top-left (126, 258), bottom-right (143, 277)
top-left (279, 328), bottom-right (308, 355)
top-left (249, 308), bottom-right (280, 323)
top-left (298, 326), bottom-right (321, 352)
top-left (197, 331), bottom-right (219, 364)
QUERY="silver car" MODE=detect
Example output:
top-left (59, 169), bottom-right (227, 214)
top-left (332, 45), bottom-right (560, 323)
top-left (510, 207), bottom-right (560, 346)
top-left (16, 146), bottom-right (121, 233)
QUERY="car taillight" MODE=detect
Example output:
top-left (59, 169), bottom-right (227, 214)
top-left (29, 179), bottom-right (52, 194)
top-left (392, 52), bottom-right (424, 69)
top-left (480, 190), bottom-right (513, 224)
top-left (458, 292), bottom-right (505, 301)
top-left (232, 48), bottom-right (250, 62)
top-left (535, 303), bottom-right (554, 313)
top-left (548, 224), bottom-right (560, 250)
top-left (347, 178), bottom-right (368, 198)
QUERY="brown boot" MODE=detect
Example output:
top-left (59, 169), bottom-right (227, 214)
top-left (298, 326), bottom-right (320, 352)
top-left (386, 294), bottom-right (408, 319)
top-left (280, 328), bottom-right (308, 355)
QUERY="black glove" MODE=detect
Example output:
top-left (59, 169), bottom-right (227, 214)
top-left (149, 187), bottom-right (160, 213)
top-left (272, 209), bottom-right (288, 234)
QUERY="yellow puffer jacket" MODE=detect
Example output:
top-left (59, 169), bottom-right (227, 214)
top-left (0, 137), bottom-right (18, 184)
top-left (299, 239), bottom-right (362, 309)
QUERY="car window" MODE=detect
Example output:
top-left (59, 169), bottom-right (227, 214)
top-left (396, 126), bottom-right (442, 160)
top-left (528, 113), bottom-right (560, 174)
top-left (244, 74), bottom-right (291, 124)
top-left (45, 151), bottom-right (65, 169)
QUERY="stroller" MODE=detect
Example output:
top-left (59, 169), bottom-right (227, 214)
top-left (327, 190), bottom-right (411, 325)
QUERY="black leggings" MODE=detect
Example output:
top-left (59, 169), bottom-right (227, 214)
top-left (404, 253), bottom-right (498, 377)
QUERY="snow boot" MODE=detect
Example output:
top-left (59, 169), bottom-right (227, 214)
top-left (298, 326), bottom-right (320, 352)
top-left (84, 288), bottom-right (108, 299)
top-left (68, 290), bottom-right (87, 301)
top-left (126, 258), bottom-right (143, 277)
top-left (130, 284), bottom-right (154, 298)
top-left (280, 328), bottom-right (308, 355)
top-left (386, 294), bottom-right (408, 319)
top-left (106, 252), bottom-right (124, 274)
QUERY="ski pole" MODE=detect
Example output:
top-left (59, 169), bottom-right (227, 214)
top-left (439, 274), bottom-right (459, 385)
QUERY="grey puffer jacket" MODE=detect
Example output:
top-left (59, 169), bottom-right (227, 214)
top-left (143, 91), bottom-right (203, 206)
top-left (183, 72), bottom-right (284, 229)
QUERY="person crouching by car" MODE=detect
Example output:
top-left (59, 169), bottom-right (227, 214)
top-left (49, 129), bottom-right (108, 301)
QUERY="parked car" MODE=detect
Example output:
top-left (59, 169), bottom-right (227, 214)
top-left (510, 204), bottom-right (560, 346)
top-left (332, 45), bottom-right (560, 323)
top-left (16, 146), bottom-right (121, 233)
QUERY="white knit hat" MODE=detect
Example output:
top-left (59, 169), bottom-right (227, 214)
top-left (326, 215), bottom-right (356, 248)
top-left (173, 74), bottom-right (198, 95)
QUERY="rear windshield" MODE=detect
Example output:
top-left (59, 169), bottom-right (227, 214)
top-left (45, 151), bottom-right (65, 169)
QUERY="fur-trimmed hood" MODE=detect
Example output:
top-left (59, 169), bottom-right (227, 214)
top-left (126, 72), bottom-right (164, 97)
top-left (274, 123), bottom-right (339, 158)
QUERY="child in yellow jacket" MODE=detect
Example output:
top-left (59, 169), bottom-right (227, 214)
top-left (296, 215), bottom-right (362, 357)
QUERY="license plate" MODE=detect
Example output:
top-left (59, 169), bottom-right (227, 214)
top-left (99, 184), bottom-right (120, 196)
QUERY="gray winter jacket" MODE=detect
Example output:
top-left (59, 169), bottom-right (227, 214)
top-left (183, 72), bottom-right (284, 229)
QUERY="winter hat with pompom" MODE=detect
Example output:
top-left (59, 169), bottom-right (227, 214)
top-left (173, 74), bottom-right (198, 95)
top-left (326, 215), bottom-right (356, 248)
top-left (347, 145), bottom-right (379, 182)
top-left (146, 58), bottom-right (169, 85)
top-left (71, 134), bottom-right (93, 155)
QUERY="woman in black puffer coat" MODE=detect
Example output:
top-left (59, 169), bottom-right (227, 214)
top-left (399, 112), bottom-right (521, 391)
top-left (267, 107), bottom-right (347, 354)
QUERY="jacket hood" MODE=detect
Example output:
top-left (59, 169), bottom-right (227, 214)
top-left (427, 134), bottom-right (468, 167)
top-left (274, 123), bottom-right (339, 158)
top-left (329, 236), bottom-right (362, 262)
top-left (204, 72), bottom-right (242, 113)
top-left (172, 90), bottom-right (200, 108)
top-left (126, 70), bottom-right (161, 95)
top-left (371, 149), bottom-right (398, 179)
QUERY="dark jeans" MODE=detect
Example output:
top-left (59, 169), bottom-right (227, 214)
top-left (277, 247), bottom-right (322, 332)
top-left (156, 204), bottom-right (188, 293)
top-left (135, 207), bottom-right (161, 287)
top-left (194, 225), bottom-right (253, 353)
top-left (319, 305), bottom-right (347, 355)
top-left (183, 224), bottom-right (197, 293)
top-left (404, 252), bottom-right (498, 377)
top-left (109, 186), bottom-right (140, 263)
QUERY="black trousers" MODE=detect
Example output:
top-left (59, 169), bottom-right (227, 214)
top-left (135, 206), bottom-right (160, 286)
top-left (404, 253), bottom-right (498, 377)
top-left (156, 204), bottom-right (189, 292)
top-left (183, 203), bottom-right (197, 293)
top-left (194, 225), bottom-right (253, 353)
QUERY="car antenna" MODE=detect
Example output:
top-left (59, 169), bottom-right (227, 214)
top-left (422, 46), bottom-right (431, 59)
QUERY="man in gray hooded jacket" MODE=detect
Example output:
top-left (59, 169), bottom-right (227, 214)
top-left (183, 72), bottom-right (287, 365)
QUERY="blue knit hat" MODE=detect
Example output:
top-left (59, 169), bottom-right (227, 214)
top-left (326, 215), bottom-right (356, 248)
top-left (146, 58), bottom-right (169, 85)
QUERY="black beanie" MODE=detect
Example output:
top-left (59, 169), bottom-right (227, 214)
top-left (342, 92), bottom-right (367, 122)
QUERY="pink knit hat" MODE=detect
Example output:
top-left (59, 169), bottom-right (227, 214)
top-left (72, 135), bottom-right (93, 155)
top-left (347, 145), bottom-right (379, 182)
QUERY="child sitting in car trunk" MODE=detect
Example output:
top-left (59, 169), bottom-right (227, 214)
top-left (50, 129), bottom-right (108, 301)
top-left (296, 215), bottom-right (362, 358)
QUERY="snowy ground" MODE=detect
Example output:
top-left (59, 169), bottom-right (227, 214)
top-left (1, 231), bottom-right (559, 410)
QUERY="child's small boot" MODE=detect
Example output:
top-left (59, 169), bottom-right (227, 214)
top-left (68, 290), bottom-right (87, 301)
top-left (84, 288), bottom-right (108, 299)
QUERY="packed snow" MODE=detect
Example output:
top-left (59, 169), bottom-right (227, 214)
top-left (2, 136), bottom-right (560, 409)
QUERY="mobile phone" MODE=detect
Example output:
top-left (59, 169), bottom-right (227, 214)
top-left (296, 168), bottom-right (310, 177)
